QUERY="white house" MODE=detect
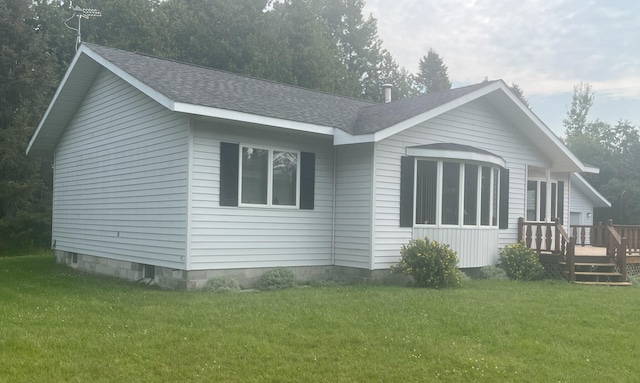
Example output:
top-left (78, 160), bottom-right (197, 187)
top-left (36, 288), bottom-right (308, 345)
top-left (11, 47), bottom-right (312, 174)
top-left (28, 44), bottom-right (597, 288)
top-left (569, 173), bottom-right (611, 228)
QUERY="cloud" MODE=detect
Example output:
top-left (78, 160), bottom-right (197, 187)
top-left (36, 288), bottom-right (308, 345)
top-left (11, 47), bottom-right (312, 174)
top-left (364, 0), bottom-right (640, 98)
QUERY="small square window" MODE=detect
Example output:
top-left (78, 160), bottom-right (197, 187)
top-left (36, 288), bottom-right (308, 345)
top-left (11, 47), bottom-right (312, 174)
top-left (70, 252), bottom-right (78, 264)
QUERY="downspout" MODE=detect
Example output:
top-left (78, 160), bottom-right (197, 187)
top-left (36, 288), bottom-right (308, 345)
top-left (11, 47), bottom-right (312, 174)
top-left (185, 118), bottom-right (194, 271)
top-left (331, 145), bottom-right (336, 266)
top-left (369, 142), bottom-right (377, 270)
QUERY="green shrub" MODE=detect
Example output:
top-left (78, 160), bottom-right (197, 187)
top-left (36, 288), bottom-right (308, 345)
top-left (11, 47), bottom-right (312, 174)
top-left (203, 276), bottom-right (240, 293)
top-left (477, 265), bottom-right (508, 280)
top-left (499, 242), bottom-right (545, 281)
top-left (391, 237), bottom-right (461, 289)
top-left (255, 267), bottom-right (298, 291)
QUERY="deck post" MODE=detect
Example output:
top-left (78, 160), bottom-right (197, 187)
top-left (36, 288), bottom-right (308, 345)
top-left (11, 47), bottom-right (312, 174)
top-left (518, 217), bottom-right (524, 242)
top-left (620, 237), bottom-right (628, 281)
top-left (567, 236), bottom-right (576, 282)
top-left (554, 219), bottom-right (561, 253)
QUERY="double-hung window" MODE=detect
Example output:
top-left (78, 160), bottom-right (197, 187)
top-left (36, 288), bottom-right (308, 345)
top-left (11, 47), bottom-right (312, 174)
top-left (240, 146), bottom-right (299, 207)
top-left (220, 142), bottom-right (315, 209)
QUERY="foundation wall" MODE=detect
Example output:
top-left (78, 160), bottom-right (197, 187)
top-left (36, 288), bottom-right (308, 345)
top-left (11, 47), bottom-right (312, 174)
top-left (54, 250), bottom-right (409, 290)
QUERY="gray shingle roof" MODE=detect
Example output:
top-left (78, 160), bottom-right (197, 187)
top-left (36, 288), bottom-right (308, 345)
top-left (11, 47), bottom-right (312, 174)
top-left (84, 44), bottom-right (495, 135)
top-left (85, 44), bottom-right (373, 132)
top-left (352, 82), bottom-right (497, 134)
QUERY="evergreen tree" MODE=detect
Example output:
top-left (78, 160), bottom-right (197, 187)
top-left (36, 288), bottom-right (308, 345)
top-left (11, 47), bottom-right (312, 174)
top-left (415, 48), bottom-right (451, 94)
top-left (509, 82), bottom-right (530, 109)
top-left (0, 0), bottom-right (57, 253)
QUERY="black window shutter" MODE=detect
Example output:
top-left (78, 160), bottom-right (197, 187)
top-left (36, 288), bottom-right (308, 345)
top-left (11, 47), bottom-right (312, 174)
top-left (220, 142), bottom-right (239, 206)
top-left (300, 152), bottom-right (315, 210)
top-left (557, 181), bottom-right (565, 223)
top-left (400, 156), bottom-right (414, 227)
top-left (499, 168), bottom-right (509, 229)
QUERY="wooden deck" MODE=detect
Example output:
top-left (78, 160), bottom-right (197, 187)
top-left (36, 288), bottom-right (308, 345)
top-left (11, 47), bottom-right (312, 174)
top-left (574, 246), bottom-right (606, 256)
top-left (518, 219), bottom-right (635, 286)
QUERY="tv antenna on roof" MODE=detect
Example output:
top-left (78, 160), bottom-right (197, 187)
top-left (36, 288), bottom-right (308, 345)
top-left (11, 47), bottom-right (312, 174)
top-left (64, 2), bottom-right (101, 51)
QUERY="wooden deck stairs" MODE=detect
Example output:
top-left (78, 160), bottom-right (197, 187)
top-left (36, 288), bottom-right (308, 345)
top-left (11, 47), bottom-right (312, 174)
top-left (519, 218), bottom-right (636, 287)
top-left (559, 253), bottom-right (631, 286)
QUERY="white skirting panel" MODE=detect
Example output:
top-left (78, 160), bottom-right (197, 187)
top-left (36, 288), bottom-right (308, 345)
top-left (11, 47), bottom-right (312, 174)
top-left (413, 227), bottom-right (500, 268)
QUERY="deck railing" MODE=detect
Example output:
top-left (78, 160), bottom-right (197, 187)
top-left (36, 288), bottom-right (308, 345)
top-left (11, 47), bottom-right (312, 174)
top-left (571, 223), bottom-right (607, 246)
top-left (518, 218), bottom-right (576, 281)
top-left (612, 224), bottom-right (640, 254)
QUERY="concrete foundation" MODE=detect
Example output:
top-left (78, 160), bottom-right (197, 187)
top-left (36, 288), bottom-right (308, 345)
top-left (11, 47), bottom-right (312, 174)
top-left (53, 250), bottom-right (409, 290)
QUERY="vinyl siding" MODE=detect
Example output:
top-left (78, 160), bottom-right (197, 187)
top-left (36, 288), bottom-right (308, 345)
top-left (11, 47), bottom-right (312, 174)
top-left (53, 69), bottom-right (189, 268)
top-left (413, 227), bottom-right (499, 268)
top-left (189, 120), bottom-right (334, 269)
top-left (372, 98), bottom-right (551, 268)
top-left (333, 143), bottom-right (373, 268)
top-left (570, 181), bottom-right (594, 227)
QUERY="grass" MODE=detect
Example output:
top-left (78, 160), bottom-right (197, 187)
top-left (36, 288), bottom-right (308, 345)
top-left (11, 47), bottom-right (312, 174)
top-left (1, 255), bottom-right (639, 382)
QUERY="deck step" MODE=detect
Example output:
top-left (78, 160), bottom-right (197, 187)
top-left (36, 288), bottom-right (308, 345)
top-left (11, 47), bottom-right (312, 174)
top-left (574, 271), bottom-right (623, 276)
top-left (572, 281), bottom-right (633, 286)
top-left (559, 262), bottom-right (617, 267)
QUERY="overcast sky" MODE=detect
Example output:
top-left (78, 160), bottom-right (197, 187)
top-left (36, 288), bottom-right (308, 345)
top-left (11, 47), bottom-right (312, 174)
top-left (363, 0), bottom-right (640, 136)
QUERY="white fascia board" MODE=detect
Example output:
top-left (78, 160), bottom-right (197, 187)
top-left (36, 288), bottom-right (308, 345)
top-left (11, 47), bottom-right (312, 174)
top-left (571, 173), bottom-right (611, 207)
top-left (57, 46), bottom-right (335, 138)
top-left (174, 102), bottom-right (334, 136)
top-left (333, 128), bottom-right (375, 145)
top-left (406, 147), bottom-right (506, 168)
top-left (497, 82), bottom-right (593, 173)
top-left (373, 81), bottom-right (504, 143)
top-left (81, 46), bottom-right (176, 111)
top-left (27, 47), bottom-right (87, 155)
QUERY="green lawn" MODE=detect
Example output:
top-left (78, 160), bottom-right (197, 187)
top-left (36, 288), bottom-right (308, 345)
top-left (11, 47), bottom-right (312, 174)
top-left (1, 255), bottom-right (639, 382)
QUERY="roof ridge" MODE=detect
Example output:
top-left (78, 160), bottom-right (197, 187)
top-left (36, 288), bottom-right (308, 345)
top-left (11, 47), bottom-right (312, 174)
top-left (82, 43), bottom-right (377, 106)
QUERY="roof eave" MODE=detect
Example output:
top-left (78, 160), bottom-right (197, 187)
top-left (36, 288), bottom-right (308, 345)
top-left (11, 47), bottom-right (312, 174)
top-left (571, 173), bottom-right (611, 207)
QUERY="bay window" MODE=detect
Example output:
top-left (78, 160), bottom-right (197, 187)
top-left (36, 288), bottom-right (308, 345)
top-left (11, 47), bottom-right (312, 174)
top-left (412, 159), bottom-right (501, 227)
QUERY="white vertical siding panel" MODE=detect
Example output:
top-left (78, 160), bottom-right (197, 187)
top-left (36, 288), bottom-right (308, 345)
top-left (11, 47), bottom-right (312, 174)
top-left (373, 99), bottom-right (550, 268)
top-left (413, 228), bottom-right (500, 268)
top-left (52, 69), bottom-right (189, 268)
top-left (189, 120), bottom-right (334, 269)
top-left (333, 144), bottom-right (373, 268)
top-left (570, 181), bottom-right (595, 227)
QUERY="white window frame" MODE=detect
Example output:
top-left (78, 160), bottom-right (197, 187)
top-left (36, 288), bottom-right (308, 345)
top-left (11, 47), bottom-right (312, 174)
top-left (526, 178), bottom-right (558, 222)
top-left (238, 144), bottom-right (301, 208)
top-left (414, 158), bottom-right (500, 228)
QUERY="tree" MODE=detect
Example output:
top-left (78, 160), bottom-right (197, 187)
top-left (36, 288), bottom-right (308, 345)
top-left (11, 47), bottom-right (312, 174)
top-left (482, 77), bottom-right (531, 108)
top-left (563, 81), bottom-right (594, 140)
top-left (415, 48), bottom-right (451, 94)
top-left (563, 81), bottom-right (640, 224)
top-left (371, 49), bottom-right (417, 101)
top-left (0, 0), bottom-right (57, 253)
top-left (509, 82), bottom-right (530, 109)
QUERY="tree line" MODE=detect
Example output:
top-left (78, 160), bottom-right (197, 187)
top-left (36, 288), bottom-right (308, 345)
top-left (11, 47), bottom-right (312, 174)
top-left (1, 0), bottom-right (637, 254)
top-left (562, 82), bottom-right (640, 225)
